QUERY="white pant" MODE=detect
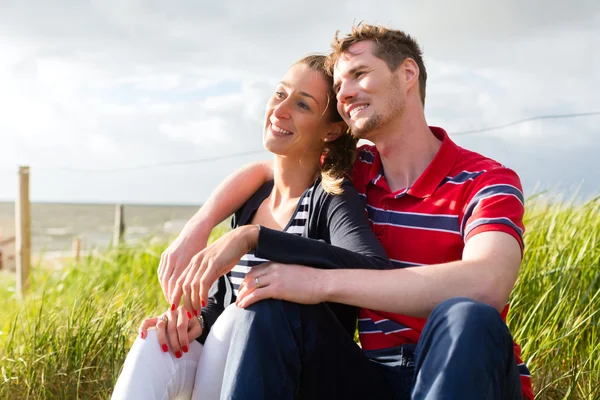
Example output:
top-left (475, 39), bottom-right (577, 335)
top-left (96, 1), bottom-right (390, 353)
top-left (112, 304), bottom-right (239, 400)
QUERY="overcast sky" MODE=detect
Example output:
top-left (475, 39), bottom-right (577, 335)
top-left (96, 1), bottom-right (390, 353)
top-left (0, 0), bottom-right (598, 205)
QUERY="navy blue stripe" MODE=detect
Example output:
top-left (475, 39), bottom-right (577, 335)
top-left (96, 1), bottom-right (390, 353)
top-left (376, 319), bottom-right (411, 334)
top-left (358, 319), bottom-right (411, 335)
top-left (518, 363), bottom-right (531, 377)
top-left (367, 205), bottom-right (459, 233)
top-left (465, 217), bottom-right (524, 242)
top-left (460, 184), bottom-right (525, 236)
top-left (439, 170), bottom-right (485, 187)
top-left (358, 318), bottom-right (381, 333)
top-left (359, 150), bottom-right (375, 164)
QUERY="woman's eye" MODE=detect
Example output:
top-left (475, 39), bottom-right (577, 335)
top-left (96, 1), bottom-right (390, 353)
top-left (275, 91), bottom-right (285, 99)
top-left (298, 102), bottom-right (310, 111)
top-left (355, 71), bottom-right (364, 78)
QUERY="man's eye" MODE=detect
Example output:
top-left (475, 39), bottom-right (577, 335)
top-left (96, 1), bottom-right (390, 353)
top-left (355, 71), bottom-right (364, 78)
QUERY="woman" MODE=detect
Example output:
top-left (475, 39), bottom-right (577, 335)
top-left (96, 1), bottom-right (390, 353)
top-left (112, 55), bottom-right (391, 399)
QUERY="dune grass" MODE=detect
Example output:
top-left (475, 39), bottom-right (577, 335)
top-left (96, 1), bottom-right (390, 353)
top-left (1, 197), bottom-right (599, 399)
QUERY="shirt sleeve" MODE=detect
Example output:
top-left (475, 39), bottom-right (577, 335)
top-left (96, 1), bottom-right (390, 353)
top-left (255, 180), bottom-right (392, 270)
top-left (460, 167), bottom-right (525, 249)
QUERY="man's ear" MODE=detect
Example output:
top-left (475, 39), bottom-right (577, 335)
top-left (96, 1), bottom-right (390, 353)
top-left (324, 122), bottom-right (347, 142)
top-left (402, 58), bottom-right (419, 91)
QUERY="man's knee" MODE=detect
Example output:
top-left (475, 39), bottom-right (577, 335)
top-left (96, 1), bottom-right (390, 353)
top-left (430, 297), bottom-right (507, 337)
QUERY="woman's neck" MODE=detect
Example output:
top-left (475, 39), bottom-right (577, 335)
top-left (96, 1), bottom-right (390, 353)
top-left (270, 155), bottom-right (319, 207)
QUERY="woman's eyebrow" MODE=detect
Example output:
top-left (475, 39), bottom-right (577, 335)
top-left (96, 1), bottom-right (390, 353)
top-left (280, 81), bottom-right (319, 105)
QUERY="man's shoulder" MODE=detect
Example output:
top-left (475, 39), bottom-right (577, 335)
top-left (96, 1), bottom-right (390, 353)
top-left (451, 145), bottom-right (522, 186)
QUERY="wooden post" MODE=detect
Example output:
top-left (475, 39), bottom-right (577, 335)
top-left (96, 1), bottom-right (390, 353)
top-left (113, 204), bottom-right (125, 247)
top-left (16, 166), bottom-right (31, 299)
top-left (72, 237), bottom-right (81, 262)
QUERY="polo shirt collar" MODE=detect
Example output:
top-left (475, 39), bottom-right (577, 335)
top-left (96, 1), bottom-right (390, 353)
top-left (368, 126), bottom-right (459, 198)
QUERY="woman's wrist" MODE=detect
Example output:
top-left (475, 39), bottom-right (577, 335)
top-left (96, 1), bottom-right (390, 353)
top-left (242, 224), bottom-right (260, 251)
top-left (182, 216), bottom-right (213, 241)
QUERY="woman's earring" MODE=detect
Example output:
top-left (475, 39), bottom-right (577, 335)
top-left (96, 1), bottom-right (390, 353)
top-left (323, 138), bottom-right (328, 142)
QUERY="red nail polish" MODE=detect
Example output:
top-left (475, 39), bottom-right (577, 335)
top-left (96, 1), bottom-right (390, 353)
top-left (186, 311), bottom-right (192, 319)
top-left (162, 344), bottom-right (168, 353)
top-left (201, 300), bottom-right (206, 307)
top-left (171, 303), bottom-right (176, 311)
top-left (182, 346), bottom-right (188, 353)
top-left (175, 351), bottom-right (182, 358)
top-left (140, 332), bottom-right (145, 339)
top-left (193, 309), bottom-right (198, 317)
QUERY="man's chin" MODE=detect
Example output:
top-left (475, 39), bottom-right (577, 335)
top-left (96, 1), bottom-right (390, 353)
top-left (349, 123), bottom-right (370, 140)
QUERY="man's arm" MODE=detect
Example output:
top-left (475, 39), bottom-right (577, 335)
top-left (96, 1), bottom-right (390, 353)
top-left (158, 160), bottom-right (273, 301)
top-left (236, 231), bottom-right (521, 315)
top-left (320, 230), bottom-right (521, 316)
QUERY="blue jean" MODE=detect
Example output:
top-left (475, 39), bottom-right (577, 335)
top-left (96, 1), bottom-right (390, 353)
top-left (221, 297), bottom-right (523, 399)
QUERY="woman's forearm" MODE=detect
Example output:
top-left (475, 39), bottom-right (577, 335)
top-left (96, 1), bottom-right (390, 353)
top-left (183, 160), bottom-right (274, 235)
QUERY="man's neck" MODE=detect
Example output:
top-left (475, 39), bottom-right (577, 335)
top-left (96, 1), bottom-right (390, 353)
top-left (373, 113), bottom-right (442, 193)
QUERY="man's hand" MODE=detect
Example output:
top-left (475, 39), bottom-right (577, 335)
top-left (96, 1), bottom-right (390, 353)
top-left (171, 225), bottom-right (260, 315)
top-left (157, 227), bottom-right (211, 303)
top-left (236, 262), bottom-right (327, 308)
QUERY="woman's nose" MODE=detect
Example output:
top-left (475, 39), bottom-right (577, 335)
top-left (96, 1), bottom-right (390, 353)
top-left (272, 99), bottom-right (291, 119)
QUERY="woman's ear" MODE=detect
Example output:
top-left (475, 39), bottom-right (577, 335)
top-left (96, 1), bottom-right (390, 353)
top-left (324, 122), bottom-right (347, 142)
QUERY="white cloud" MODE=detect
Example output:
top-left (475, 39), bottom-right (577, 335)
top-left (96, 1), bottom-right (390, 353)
top-left (0, 0), bottom-right (598, 202)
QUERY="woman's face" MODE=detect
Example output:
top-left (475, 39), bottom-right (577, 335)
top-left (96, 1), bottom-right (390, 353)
top-left (263, 64), bottom-right (334, 160)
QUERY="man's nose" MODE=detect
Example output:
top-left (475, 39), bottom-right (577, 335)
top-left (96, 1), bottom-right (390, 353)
top-left (336, 81), bottom-right (357, 104)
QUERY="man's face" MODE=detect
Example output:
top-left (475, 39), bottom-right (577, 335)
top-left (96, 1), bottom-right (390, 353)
top-left (333, 41), bottom-right (405, 140)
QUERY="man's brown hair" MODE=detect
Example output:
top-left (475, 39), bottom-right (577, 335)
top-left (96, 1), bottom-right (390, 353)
top-left (327, 23), bottom-right (427, 105)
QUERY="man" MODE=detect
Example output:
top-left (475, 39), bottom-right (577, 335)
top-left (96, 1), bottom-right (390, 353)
top-left (161, 24), bottom-right (533, 399)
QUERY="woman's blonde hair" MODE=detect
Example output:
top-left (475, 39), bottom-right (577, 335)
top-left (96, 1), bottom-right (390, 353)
top-left (294, 54), bottom-right (358, 195)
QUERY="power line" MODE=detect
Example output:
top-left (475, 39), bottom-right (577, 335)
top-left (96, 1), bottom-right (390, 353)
top-left (35, 148), bottom-right (268, 173)
top-left (451, 111), bottom-right (600, 136)
top-left (7, 110), bottom-right (600, 174)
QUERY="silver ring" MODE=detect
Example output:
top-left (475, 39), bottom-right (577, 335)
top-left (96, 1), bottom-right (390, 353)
top-left (157, 316), bottom-right (168, 323)
top-left (255, 276), bottom-right (262, 288)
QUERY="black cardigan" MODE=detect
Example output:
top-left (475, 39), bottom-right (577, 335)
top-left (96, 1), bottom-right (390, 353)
top-left (198, 178), bottom-right (391, 343)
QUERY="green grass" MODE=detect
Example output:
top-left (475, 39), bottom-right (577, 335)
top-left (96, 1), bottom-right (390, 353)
top-left (1, 198), bottom-right (599, 399)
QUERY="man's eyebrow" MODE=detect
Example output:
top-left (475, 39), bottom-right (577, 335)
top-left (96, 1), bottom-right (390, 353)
top-left (279, 81), bottom-right (319, 105)
top-left (332, 65), bottom-right (369, 93)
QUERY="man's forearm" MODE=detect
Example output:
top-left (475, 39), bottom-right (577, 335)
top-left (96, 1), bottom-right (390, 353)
top-left (319, 230), bottom-right (521, 316)
top-left (320, 260), bottom-right (514, 317)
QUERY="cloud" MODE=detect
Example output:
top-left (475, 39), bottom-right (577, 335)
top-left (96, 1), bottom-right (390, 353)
top-left (0, 0), bottom-right (598, 202)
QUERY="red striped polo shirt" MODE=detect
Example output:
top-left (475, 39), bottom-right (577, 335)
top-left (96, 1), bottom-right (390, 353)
top-left (352, 126), bottom-right (533, 399)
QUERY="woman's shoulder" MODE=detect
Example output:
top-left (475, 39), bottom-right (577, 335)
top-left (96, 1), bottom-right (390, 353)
top-left (312, 176), bottom-right (358, 198)
top-left (231, 180), bottom-right (274, 228)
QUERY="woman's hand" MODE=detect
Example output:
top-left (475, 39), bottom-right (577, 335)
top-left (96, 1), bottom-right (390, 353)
top-left (171, 225), bottom-right (260, 316)
top-left (138, 306), bottom-right (203, 358)
top-left (157, 225), bottom-right (212, 303)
